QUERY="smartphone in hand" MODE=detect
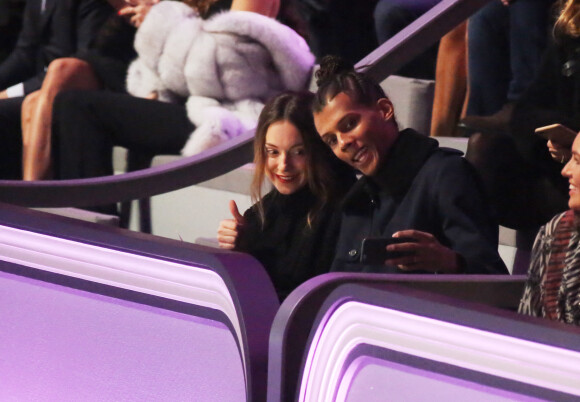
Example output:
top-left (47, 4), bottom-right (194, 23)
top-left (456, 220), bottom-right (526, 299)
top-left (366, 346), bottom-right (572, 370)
top-left (535, 124), bottom-right (577, 147)
top-left (360, 237), bottom-right (416, 265)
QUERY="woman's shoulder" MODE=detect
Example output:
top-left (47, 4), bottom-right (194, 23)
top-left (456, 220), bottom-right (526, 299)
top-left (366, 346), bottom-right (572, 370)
top-left (543, 209), bottom-right (574, 235)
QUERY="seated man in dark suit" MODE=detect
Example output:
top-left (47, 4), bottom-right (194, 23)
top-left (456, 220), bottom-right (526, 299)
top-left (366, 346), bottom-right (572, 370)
top-left (312, 56), bottom-right (508, 275)
top-left (0, 0), bottom-right (112, 179)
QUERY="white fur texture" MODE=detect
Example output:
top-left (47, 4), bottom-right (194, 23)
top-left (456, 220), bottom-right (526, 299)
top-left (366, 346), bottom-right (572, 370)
top-left (182, 96), bottom-right (263, 155)
top-left (126, 2), bottom-right (315, 155)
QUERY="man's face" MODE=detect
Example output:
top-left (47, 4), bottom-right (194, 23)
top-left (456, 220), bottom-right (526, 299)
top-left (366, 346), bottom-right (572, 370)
top-left (313, 92), bottom-right (399, 176)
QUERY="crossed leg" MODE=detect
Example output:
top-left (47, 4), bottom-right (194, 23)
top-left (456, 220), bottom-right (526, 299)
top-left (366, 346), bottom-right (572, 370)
top-left (21, 57), bottom-right (101, 180)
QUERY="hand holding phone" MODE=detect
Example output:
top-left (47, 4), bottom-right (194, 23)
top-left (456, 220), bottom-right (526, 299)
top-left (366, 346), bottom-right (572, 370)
top-left (535, 124), bottom-right (576, 163)
top-left (360, 237), bottom-right (416, 265)
top-left (362, 230), bottom-right (464, 273)
top-left (535, 124), bottom-right (577, 147)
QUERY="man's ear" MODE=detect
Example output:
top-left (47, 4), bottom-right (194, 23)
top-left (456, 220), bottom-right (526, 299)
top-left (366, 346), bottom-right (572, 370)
top-left (377, 98), bottom-right (395, 121)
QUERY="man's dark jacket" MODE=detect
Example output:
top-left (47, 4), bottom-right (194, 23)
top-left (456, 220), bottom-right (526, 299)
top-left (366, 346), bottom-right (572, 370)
top-left (331, 129), bottom-right (508, 274)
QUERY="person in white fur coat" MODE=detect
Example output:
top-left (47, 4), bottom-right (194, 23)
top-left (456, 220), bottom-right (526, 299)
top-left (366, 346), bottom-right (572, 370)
top-left (126, 0), bottom-right (315, 154)
top-left (51, 0), bottom-right (314, 197)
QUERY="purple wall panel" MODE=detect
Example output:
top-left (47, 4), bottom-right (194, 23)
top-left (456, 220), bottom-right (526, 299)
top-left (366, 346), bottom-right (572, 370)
top-left (0, 270), bottom-right (245, 400)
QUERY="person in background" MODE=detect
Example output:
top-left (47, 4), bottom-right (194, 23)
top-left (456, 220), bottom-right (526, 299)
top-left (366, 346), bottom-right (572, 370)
top-left (430, 22), bottom-right (468, 138)
top-left (21, 0), bottom-right (280, 181)
top-left (466, 0), bottom-right (580, 232)
top-left (218, 91), bottom-right (354, 301)
top-left (0, 0), bottom-right (113, 179)
top-left (20, 0), bottom-right (151, 181)
top-left (518, 132), bottom-right (580, 326)
top-left (312, 55), bottom-right (508, 275)
top-left (47, 0), bottom-right (305, 216)
top-left (459, 0), bottom-right (556, 132)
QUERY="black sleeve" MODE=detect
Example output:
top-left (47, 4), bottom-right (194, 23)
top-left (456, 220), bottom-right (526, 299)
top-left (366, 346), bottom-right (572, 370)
top-left (0, 0), bottom-right (40, 90)
top-left (436, 157), bottom-right (508, 274)
top-left (235, 204), bottom-right (262, 253)
top-left (312, 204), bottom-right (343, 276)
top-left (75, 0), bottom-right (114, 52)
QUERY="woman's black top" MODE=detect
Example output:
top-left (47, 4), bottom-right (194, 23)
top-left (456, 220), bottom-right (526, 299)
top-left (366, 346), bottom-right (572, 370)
top-left (236, 186), bottom-right (340, 301)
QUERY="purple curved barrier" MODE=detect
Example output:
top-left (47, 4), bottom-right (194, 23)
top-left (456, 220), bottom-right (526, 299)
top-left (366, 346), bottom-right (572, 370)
top-left (0, 129), bottom-right (254, 208)
top-left (267, 273), bottom-right (527, 401)
top-left (268, 277), bottom-right (580, 401)
top-left (0, 203), bottom-right (279, 400)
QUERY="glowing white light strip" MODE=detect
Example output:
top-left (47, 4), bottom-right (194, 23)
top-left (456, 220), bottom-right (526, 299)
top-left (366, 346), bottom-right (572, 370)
top-left (0, 225), bottom-right (245, 369)
top-left (300, 301), bottom-right (580, 401)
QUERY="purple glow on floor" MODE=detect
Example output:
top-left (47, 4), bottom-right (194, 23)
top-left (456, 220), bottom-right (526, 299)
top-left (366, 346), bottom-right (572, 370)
top-left (0, 270), bottom-right (245, 400)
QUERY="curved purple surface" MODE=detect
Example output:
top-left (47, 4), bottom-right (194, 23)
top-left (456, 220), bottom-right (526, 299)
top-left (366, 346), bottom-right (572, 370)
top-left (0, 203), bottom-right (279, 401)
top-left (1, 268), bottom-right (245, 400)
top-left (0, 129), bottom-right (254, 208)
top-left (267, 272), bottom-right (526, 401)
top-left (268, 279), bottom-right (580, 401)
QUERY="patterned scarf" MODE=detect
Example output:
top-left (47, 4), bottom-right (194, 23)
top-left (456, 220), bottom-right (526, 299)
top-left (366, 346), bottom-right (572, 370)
top-left (544, 209), bottom-right (580, 323)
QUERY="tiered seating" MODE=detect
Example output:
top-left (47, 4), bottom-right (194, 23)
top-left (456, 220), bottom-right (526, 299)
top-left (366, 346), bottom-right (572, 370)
top-left (0, 203), bottom-right (278, 400)
top-left (0, 0), bottom-right (489, 211)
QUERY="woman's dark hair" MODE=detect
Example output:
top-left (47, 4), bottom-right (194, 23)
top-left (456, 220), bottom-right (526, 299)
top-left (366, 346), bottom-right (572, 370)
top-left (252, 91), bottom-right (351, 225)
top-left (312, 55), bottom-right (390, 114)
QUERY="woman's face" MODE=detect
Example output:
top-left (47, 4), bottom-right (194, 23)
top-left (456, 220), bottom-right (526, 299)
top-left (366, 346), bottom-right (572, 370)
top-left (562, 133), bottom-right (580, 210)
top-left (264, 121), bottom-right (308, 195)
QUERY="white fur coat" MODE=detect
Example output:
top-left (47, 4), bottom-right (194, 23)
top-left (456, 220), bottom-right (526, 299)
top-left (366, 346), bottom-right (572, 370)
top-left (126, 2), bottom-right (315, 155)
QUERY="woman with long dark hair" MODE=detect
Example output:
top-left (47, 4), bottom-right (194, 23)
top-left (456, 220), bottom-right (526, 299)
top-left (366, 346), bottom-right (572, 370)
top-left (217, 91), bottom-right (354, 300)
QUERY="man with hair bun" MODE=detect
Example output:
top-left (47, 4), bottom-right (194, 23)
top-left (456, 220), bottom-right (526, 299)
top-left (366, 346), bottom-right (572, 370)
top-left (312, 56), bottom-right (508, 274)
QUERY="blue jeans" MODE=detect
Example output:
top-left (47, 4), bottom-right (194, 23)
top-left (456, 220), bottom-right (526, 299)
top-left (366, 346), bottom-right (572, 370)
top-left (467, 0), bottom-right (554, 115)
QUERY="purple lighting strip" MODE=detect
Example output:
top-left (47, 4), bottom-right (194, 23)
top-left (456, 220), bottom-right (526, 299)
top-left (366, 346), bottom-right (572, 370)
top-left (300, 301), bottom-right (580, 401)
top-left (0, 225), bottom-right (242, 340)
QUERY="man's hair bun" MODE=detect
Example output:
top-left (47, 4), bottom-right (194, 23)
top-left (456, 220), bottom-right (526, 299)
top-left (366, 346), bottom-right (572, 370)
top-left (315, 55), bottom-right (354, 87)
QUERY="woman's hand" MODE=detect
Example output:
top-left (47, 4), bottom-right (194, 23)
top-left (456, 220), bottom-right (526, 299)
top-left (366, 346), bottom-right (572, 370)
top-left (231, 0), bottom-right (280, 17)
top-left (118, 0), bottom-right (159, 28)
top-left (217, 200), bottom-right (245, 249)
top-left (547, 139), bottom-right (572, 164)
top-left (145, 91), bottom-right (158, 100)
top-left (385, 230), bottom-right (463, 273)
